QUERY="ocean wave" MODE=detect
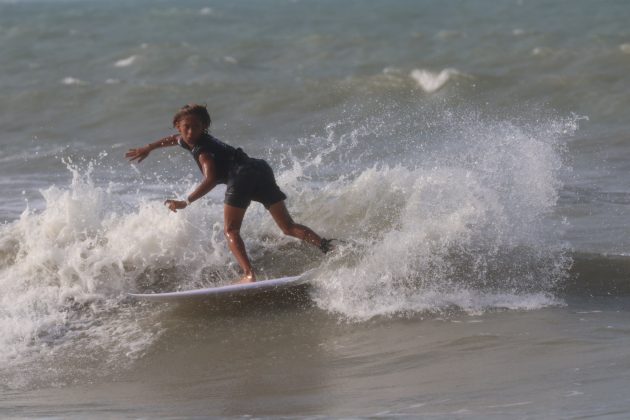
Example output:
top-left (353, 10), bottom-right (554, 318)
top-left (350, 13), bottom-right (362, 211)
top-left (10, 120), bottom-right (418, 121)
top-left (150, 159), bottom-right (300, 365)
top-left (114, 55), bottom-right (138, 68)
top-left (280, 107), bottom-right (576, 321)
top-left (199, 7), bottom-right (213, 16)
top-left (565, 252), bottom-right (630, 296)
top-left (0, 162), bottom-right (177, 388)
top-left (0, 106), bottom-right (579, 385)
top-left (410, 68), bottom-right (462, 93)
top-left (60, 77), bottom-right (88, 86)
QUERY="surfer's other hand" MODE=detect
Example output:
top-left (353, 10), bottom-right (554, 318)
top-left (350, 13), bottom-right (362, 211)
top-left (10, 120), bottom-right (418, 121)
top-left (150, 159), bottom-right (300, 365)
top-left (164, 199), bottom-right (187, 212)
top-left (125, 146), bottom-right (151, 163)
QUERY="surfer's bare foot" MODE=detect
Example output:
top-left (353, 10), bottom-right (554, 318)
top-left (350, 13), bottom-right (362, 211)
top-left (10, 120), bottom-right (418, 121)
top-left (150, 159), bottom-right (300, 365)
top-left (319, 238), bottom-right (335, 254)
top-left (235, 272), bottom-right (256, 284)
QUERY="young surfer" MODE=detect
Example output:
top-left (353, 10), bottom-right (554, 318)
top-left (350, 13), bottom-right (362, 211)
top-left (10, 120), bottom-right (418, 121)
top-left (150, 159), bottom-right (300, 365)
top-left (125, 104), bottom-right (332, 283)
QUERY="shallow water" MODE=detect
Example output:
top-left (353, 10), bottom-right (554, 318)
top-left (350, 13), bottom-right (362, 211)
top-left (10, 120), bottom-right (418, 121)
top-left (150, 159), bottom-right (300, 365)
top-left (4, 297), bottom-right (630, 418)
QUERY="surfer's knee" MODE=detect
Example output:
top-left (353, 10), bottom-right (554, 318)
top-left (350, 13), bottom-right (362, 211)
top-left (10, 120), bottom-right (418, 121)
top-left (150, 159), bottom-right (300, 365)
top-left (224, 225), bottom-right (241, 241)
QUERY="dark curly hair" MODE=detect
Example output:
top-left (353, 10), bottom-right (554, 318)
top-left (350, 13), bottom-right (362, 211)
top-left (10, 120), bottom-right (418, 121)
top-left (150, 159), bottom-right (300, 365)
top-left (172, 104), bottom-right (212, 130)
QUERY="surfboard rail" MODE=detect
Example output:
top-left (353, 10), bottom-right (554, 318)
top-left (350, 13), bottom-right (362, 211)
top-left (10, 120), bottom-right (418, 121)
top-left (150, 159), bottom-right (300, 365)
top-left (128, 273), bottom-right (310, 302)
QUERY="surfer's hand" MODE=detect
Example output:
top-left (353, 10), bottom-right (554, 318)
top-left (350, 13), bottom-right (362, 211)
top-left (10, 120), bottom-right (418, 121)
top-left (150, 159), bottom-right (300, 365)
top-left (164, 199), bottom-right (187, 212)
top-left (125, 146), bottom-right (151, 163)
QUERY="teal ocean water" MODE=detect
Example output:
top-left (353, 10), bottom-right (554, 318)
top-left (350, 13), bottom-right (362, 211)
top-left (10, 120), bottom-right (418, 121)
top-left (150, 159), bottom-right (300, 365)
top-left (2, 0), bottom-right (630, 417)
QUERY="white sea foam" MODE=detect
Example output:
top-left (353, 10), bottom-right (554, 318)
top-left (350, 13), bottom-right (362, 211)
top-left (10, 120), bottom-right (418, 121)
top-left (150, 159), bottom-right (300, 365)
top-left (199, 7), bottom-right (213, 16)
top-left (410, 68), bottom-right (460, 93)
top-left (61, 77), bottom-right (87, 86)
top-left (114, 55), bottom-right (138, 67)
top-left (0, 161), bottom-right (230, 387)
top-left (532, 46), bottom-right (553, 56)
top-left (302, 110), bottom-right (576, 321)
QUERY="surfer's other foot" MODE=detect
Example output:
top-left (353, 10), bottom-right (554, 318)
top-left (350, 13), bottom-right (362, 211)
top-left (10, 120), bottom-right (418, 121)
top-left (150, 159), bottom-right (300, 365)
top-left (235, 273), bottom-right (256, 284)
top-left (319, 238), bottom-right (335, 254)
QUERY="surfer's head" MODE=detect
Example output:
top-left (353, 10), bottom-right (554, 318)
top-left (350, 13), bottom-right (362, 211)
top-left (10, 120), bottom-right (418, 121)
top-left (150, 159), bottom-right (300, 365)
top-left (172, 104), bottom-right (211, 131)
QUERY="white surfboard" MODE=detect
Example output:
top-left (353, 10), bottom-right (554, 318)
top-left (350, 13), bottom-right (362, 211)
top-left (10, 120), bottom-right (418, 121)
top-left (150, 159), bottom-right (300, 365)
top-left (128, 272), bottom-right (310, 302)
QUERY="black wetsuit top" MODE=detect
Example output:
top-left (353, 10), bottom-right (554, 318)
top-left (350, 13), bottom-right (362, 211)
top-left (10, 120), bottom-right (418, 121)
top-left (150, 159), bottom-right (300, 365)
top-left (177, 133), bottom-right (248, 183)
top-left (178, 133), bottom-right (286, 209)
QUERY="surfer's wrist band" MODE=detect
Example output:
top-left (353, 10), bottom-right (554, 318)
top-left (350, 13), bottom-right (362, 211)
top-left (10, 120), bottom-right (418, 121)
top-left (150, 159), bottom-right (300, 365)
top-left (185, 198), bottom-right (192, 206)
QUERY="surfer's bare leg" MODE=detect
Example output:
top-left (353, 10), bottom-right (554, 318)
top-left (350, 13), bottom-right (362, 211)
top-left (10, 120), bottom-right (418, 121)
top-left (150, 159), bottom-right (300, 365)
top-left (268, 201), bottom-right (323, 248)
top-left (224, 204), bottom-right (256, 283)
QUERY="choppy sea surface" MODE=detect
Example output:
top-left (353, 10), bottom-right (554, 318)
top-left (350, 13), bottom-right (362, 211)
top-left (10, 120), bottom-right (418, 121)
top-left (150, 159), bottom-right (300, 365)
top-left (2, 0), bottom-right (630, 418)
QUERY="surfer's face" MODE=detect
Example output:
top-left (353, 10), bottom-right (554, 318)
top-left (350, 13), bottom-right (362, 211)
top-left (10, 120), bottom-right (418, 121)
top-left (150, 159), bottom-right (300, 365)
top-left (176, 115), bottom-right (205, 144)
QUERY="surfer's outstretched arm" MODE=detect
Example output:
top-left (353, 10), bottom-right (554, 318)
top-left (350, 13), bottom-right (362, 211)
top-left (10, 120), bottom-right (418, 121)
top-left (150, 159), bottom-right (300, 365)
top-left (125, 134), bottom-right (179, 163)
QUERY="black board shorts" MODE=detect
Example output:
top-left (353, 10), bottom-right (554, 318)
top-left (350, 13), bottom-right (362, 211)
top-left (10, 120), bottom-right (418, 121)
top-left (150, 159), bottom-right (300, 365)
top-left (224, 158), bottom-right (287, 209)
